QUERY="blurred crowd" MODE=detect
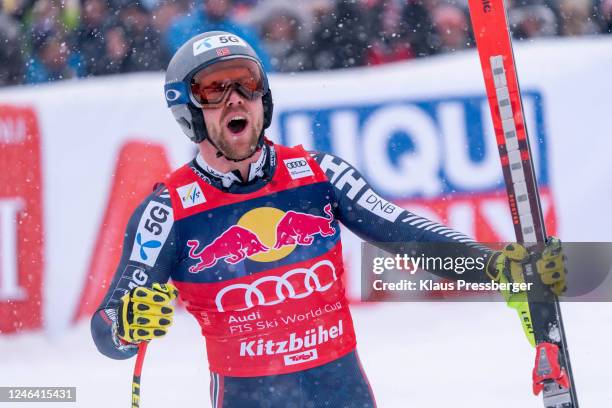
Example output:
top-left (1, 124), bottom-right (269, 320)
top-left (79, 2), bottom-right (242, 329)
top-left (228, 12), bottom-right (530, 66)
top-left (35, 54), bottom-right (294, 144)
top-left (1, 0), bottom-right (610, 87)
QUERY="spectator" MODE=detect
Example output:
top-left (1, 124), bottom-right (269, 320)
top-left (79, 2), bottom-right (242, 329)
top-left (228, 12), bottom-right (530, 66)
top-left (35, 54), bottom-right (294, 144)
top-left (1, 0), bottom-right (609, 88)
top-left (509, 4), bottom-right (558, 39)
top-left (117, 2), bottom-right (164, 71)
top-left (150, 0), bottom-right (190, 66)
top-left (557, 0), bottom-right (599, 36)
top-left (431, 3), bottom-right (472, 53)
top-left (401, 0), bottom-right (438, 57)
top-left (250, 0), bottom-right (311, 72)
top-left (601, 0), bottom-right (612, 33)
top-left (0, 13), bottom-right (25, 86)
top-left (2, 0), bottom-right (29, 17)
top-left (25, 30), bottom-right (85, 84)
top-left (73, 0), bottom-right (109, 76)
top-left (96, 21), bottom-right (132, 75)
top-left (309, 0), bottom-right (369, 70)
top-left (165, 0), bottom-right (272, 70)
top-left (29, 0), bottom-right (63, 36)
top-left (365, 1), bottom-right (415, 66)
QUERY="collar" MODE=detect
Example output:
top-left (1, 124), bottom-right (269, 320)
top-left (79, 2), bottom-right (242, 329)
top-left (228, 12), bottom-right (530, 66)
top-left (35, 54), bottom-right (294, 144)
top-left (194, 144), bottom-right (271, 189)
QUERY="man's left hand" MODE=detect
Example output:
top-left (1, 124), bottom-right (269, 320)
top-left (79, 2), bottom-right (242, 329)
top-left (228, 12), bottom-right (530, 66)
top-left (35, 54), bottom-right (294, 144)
top-left (486, 237), bottom-right (567, 346)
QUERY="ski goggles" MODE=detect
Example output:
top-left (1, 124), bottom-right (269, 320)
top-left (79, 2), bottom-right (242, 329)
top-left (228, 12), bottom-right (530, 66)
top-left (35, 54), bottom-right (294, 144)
top-left (189, 58), bottom-right (265, 108)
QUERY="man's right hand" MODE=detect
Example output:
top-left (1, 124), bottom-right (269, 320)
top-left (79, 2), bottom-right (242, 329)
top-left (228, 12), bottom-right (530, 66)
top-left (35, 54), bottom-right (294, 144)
top-left (116, 283), bottom-right (178, 344)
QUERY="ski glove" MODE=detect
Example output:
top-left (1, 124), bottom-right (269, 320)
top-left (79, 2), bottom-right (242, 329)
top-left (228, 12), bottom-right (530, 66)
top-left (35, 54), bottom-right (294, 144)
top-left (116, 282), bottom-right (178, 344)
top-left (486, 238), bottom-right (567, 346)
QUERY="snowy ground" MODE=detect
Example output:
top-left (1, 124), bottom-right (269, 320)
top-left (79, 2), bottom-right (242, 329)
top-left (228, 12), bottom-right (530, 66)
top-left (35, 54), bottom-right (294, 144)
top-left (1, 302), bottom-right (608, 407)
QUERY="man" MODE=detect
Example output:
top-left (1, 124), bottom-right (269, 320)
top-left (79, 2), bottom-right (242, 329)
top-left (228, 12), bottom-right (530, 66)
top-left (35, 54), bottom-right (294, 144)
top-left (91, 31), bottom-right (566, 407)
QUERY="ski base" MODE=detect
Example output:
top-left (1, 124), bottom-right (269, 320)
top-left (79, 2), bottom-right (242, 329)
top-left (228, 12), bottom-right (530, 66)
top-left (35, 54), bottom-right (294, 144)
top-left (542, 381), bottom-right (573, 408)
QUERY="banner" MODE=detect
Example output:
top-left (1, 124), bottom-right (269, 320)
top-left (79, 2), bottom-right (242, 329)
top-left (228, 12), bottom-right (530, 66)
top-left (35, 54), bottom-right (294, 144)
top-left (0, 106), bottom-right (44, 333)
top-left (0, 36), bottom-right (611, 333)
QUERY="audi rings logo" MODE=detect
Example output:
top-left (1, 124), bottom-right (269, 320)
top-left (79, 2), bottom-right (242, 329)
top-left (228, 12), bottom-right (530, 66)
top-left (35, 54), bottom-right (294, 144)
top-left (215, 260), bottom-right (337, 312)
top-left (165, 89), bottom-right (181, 102)
top-left (285, 160), bottom-right (307, 170)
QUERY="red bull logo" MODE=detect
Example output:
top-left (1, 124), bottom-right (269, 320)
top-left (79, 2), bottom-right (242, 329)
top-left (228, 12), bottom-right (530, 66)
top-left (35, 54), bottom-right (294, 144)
top-left (274, 204), bottom-right (335, 248)
top-left (187, 225), bottom-right (269, 273)
top-left (187, 204), bottom-right (336, 273)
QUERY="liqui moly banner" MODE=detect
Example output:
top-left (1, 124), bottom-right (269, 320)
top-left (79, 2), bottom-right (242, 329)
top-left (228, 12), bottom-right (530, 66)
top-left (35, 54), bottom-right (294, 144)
top-left (0, 37), bottom-right (611, 333)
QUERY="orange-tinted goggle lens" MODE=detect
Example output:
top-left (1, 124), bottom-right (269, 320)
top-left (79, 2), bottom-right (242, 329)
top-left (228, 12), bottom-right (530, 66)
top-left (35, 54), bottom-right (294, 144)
top-left (190, 58), bottom-right (264, 107)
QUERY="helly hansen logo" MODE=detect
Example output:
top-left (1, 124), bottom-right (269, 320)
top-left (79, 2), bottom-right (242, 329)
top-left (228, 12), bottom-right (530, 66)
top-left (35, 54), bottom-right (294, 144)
top-left (284, 158), bottom-right (314, 180)
top-left (318, 155), bottom-right (366, 200)
top-left (319, 154), bottom-right (404, 222)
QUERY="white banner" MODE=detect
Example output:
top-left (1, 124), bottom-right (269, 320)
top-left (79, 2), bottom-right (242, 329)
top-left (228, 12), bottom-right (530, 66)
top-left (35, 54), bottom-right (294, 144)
top-left (1, 36), bottom-right (611, 334)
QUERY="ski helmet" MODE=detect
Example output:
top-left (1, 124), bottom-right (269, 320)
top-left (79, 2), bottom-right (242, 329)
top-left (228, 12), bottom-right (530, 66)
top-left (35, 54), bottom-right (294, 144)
top-left (164, 31), bottom-right (273, 146)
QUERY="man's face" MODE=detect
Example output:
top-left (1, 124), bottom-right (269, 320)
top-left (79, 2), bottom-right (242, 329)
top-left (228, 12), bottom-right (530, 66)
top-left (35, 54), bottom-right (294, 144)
top-left (202, 90), bottom-right (264, 161)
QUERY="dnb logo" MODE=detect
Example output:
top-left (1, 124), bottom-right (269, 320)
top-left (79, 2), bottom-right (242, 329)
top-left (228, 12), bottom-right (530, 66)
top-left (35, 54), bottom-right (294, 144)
top-left (187, 204), bottom-right (336, 273)
top-left (279, 92), bottom-right (556, 241)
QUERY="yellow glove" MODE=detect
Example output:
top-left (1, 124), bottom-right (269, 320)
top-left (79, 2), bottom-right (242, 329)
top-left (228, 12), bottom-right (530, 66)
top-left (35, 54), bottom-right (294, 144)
top-left (116, 283), bottom-right (178, 344)
top-left (486, 238), bottom-right (567, 346)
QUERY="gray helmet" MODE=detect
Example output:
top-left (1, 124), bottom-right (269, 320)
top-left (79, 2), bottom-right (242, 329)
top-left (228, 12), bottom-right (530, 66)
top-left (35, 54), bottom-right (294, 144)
top-left (164, 31), bottom-right (273, 144)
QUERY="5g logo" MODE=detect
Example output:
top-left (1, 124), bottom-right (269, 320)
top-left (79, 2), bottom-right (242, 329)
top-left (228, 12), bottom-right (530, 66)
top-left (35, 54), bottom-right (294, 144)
top-left (130, 202), bottom-right (174, 267)
top-left (218, 35), bottom-right (241, 44)
top-left (144, 205), bottom-right (170, 236)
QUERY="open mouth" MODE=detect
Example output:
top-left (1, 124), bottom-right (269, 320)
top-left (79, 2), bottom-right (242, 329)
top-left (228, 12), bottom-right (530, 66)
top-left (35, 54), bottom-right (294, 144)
top-left (226, 116), bottom-right (248, 134)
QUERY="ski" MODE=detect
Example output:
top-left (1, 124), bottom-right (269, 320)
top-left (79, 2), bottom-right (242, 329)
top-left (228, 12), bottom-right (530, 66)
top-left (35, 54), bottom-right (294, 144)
top-left (466, 0), bottom-right (579, 407)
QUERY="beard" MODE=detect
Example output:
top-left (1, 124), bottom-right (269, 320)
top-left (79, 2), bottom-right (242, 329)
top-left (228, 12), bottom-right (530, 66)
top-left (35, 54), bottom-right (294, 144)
top-left (207, 114), bottom-right (263, 161)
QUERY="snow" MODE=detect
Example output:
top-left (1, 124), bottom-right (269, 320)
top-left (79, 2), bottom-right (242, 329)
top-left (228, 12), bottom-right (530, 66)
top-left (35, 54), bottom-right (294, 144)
top-left (1, 301), bottom-right (608, 407)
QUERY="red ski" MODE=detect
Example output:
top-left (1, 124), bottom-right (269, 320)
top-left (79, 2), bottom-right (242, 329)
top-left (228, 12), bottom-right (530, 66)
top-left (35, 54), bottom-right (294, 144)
top-left (467, 0), bottom-right (579, 407)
